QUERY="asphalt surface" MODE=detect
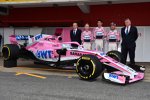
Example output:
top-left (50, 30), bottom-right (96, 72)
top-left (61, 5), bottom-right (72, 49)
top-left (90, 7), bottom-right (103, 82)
top-left (0, 72), bottom-right (150, 100)
top-left (0, 58), bottom-right (150, 100)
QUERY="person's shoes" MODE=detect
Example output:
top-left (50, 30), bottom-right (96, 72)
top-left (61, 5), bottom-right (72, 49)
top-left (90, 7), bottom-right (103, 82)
top-left (128, 64), bottom-right (145, 72)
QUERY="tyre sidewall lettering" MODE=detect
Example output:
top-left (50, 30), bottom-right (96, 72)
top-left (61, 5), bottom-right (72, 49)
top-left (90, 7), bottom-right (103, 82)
top-left (108, 53), bottom-right (119, 59)
top-left (76, 57), bottom-right (96, 79)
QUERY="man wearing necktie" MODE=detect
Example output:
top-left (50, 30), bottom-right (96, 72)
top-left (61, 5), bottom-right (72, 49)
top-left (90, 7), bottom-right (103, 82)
top-left (70, 23), bottom-right (82, 48)
top-left (121, 18), bottom-right (138, 66)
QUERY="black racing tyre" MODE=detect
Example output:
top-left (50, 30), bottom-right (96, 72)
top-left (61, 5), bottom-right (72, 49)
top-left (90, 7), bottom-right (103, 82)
top-left (2, 44), bottom-right (20, 60)
top-left (107, 50), bottom-right (122, 62)
top-left (105, 50), bottom-right (122, 72)
top-left (4, 59), bottom-right (17, 68)
top-left (76, 55), bottom-right (104, 80)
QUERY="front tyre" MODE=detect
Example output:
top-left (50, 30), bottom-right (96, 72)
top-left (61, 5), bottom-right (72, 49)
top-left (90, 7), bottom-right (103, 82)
top-left (107, 50), bottom-right (122, 62)
top-left (106, 50), bottom-right (122, 72)
top-left (76, 55), bottom-right (104, 80)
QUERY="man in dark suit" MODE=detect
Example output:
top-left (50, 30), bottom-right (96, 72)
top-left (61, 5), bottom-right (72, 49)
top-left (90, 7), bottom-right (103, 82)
top-left (70, 23), bottom-right (82, 47)
top-left (121, 18), bottom-right (138, 66)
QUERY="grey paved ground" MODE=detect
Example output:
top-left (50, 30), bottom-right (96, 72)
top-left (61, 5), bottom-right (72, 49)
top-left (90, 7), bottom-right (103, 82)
top-left (0, 72), bottom-right (150, 100)
top-left (0, 58), bottom-right (150, 100)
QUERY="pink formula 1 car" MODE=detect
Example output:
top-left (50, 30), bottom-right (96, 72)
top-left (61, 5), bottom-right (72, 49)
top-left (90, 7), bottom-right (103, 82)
top-left (2, 34), bottom-right (145, 85)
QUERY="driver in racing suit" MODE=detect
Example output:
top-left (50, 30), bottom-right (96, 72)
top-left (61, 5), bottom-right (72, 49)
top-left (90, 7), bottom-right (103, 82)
top-left (93, 19), bottom-right (106, 51)
top-left (81, 23), bottom-right (93, 50)
top-left (107, 22), bottom-right (120, 51)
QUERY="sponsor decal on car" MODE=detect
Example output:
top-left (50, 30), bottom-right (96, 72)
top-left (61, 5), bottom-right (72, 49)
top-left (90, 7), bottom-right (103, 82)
top-left (16, 35), bottom-right (28, 40)
top-left (100, 52), bottom-right (106, 56)
top-left (70, 52), bottom-right (84, 56)
top-left (35, 34), bottom-right (42, 40)
top-left (109, 73), bottom-right (118, 79)
top-left (36, 50), bottom-right (51, 59)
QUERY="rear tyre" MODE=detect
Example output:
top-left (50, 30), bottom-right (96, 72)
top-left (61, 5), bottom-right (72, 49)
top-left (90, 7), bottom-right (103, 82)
top-left (76, 55), bottom-right (104, 80)
top-left (4, 59), bottom-right (17, 68)
top-left (2, 44), bottom-right (19, 68)
top-left (106, 50), bottom-right (122, 72)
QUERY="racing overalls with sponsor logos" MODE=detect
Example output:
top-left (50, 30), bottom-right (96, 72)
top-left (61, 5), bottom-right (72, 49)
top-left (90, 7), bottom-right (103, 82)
top-left (81, 30), bottom-right (93, 50)
top-left (107, 29), bottom-right (120, 51)
top-left (93, 27), bottom-right (106, 51)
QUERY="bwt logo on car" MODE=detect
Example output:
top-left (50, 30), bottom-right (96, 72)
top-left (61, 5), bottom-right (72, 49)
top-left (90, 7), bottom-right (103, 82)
top-left (36, 50), bottom-right (51, 59)
top-left (109, 74), bottom-right (118, 79)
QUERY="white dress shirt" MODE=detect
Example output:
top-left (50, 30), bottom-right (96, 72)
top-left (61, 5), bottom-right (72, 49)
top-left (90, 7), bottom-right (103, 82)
top-left (73, 28), bottom-right (77, 35)
top-left (125, 25), bottom-right (131, 34)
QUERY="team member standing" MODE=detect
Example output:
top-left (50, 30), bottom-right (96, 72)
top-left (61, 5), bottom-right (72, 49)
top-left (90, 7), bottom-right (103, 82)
top-left (81, 23), bottom-right (93, 50)
top-left (121, 18), bottom-right (138, 66)
top-left (70, 23), bottom-right (82, 47)
top-left (93, 20), bottom-right (106, 51)
top-left (107, 22), bottom-right (120, 51)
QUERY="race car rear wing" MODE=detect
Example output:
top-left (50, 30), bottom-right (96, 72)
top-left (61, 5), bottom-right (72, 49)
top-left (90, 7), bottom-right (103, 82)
top-left (9, 35), bottom-right (33, 45)
top-left (9, 34), bottom-right (62, 45)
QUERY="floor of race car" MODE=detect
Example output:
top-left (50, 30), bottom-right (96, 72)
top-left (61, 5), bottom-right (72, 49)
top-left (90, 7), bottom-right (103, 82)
top-left (0, 58), bottom-right (150, 100)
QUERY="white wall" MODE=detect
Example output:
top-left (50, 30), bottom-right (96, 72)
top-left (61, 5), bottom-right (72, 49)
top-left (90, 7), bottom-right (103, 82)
top-left (30, 27), bottom-right (42, 35)
top-left (142, 27), bottom-right (150, 62)
top-left (1, 26), bottom-right (150, 62)
top-left (4, 27), bottom-right (14, 44)
top-left (0, 28), bottom-right (3, 35)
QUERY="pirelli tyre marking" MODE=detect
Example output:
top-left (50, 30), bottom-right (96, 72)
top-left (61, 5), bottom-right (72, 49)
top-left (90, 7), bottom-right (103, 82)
top-left (106, 50), bottom-right (122, 62)
top-left (76, 55), bottom-right (104, 80)
top-left (76, 57), bottom-right (96, 79)
top-left (81, 57), bottom-right (91, 60)
top-left (108, 53), bottom-right (119, 60)
top-left (90, 60), bottom-right (96, 76)
top-left (78, 59), bottom-right (96, 79)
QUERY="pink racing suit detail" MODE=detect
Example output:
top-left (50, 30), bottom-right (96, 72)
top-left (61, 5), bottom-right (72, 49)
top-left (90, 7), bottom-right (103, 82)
top-left (93, 27), bottom-right (106, 51)
top-left (107, 30), bottom-right (120, 42)
top-left (93, 27), bottom-right (106, 39)
top-left (81, 30), bottom-right (93, 42)
top-left (107, 29), bottom-right (120, 51)
top-left (81, 30), bottom-right (93, 50)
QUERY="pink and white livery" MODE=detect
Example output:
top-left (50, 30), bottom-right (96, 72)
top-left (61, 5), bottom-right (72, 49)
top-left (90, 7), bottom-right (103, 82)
top-left (81, 30), bottom-right (93, 50)
top-left (93, 27), bottom-right (106, 51)
top-left (107, 29), bottom-right (120, 51)
top-left (2, 34), bottom-right (145, 85)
